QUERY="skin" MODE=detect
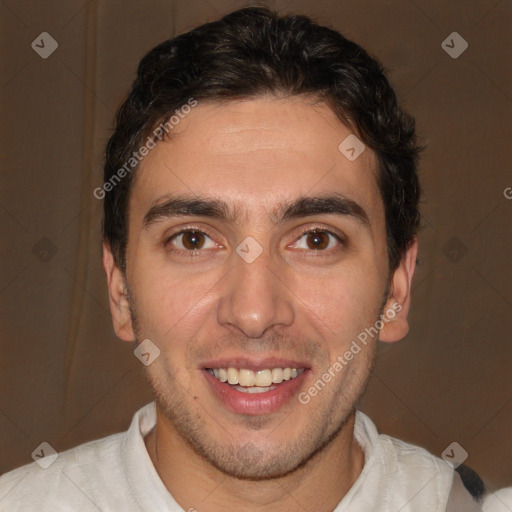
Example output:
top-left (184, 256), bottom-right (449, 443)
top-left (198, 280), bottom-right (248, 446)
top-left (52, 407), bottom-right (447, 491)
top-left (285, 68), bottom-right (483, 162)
top-left (103, 96), bottom-right (418, 511)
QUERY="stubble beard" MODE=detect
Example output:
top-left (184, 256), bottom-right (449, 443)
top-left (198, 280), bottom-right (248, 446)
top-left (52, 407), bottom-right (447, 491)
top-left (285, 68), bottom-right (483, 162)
top-left (125, 278), bottom-right (383, 481)
top-left (141, 341), bottom-right (376, 481)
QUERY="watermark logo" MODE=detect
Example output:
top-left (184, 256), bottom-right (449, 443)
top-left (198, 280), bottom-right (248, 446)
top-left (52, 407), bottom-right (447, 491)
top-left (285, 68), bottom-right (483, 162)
top-left (32, 442), bottom-right (58, 469)
top-left (31, 32), bottom-right (58, 59)
top-left (442, 237), bottom-right (468, 263)
top-left (236, 237), bottom-right (263, 264)
top-left (134, 338), bottom-right (160, 366)
top-left (338, 134), bottom-right (365, 161)
top-left (442, 441), bottom-right (468, 469)
top-left (442, 32), bottom-right (468, 59)
top-left (32, 237), bottom-right (58, 263)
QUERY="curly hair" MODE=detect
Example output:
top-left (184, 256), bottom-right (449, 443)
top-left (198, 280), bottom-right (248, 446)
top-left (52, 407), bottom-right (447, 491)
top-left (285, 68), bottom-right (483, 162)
top-left (103, 6), bottom-right (422, 274)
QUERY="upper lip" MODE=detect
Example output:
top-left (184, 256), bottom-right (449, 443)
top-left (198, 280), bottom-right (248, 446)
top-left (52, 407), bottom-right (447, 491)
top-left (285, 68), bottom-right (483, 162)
top-left (200, 357), bottom-right (311, 371)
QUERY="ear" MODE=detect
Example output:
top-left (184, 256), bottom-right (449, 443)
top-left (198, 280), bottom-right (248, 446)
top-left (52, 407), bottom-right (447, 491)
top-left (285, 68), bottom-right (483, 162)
top-left (102, 242), bottom-right (136, 342)
top-left (379, 237), bottom-right (418, 343)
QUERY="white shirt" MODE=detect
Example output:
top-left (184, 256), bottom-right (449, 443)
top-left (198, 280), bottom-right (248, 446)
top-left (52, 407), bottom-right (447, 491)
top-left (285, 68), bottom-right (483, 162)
top-left (0, 402), bottom-right (479, 511)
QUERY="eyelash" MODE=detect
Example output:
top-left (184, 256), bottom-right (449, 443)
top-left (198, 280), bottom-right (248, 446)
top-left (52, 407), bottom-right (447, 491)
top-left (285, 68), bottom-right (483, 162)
top-left (164, 226), bottom-right (345, 256)
top-left (164, 227), bottom-right (218, 257)
top-left (294, 229), bottom-right (344, 252)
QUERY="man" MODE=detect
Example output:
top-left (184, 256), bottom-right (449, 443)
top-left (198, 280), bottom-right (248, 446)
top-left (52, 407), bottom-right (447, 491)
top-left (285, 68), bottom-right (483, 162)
top-left (0, 7), bottom-right (485, 511)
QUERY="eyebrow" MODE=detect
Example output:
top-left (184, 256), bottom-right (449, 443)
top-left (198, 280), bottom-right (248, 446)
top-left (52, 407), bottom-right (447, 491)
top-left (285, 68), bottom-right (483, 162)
top-left (142, 194), bottom-right (370, 230)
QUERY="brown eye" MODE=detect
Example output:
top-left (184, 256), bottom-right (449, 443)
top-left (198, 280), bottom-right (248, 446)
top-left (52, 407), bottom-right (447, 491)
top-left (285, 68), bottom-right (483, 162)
top-left (305, 231), bottom-right (330, 250)
top-left (169, 230), bottom-right (216, 251)
top-left (182, 231), bottom-right (205, 250)
top-left (290, 229), bottom-right (342, 252)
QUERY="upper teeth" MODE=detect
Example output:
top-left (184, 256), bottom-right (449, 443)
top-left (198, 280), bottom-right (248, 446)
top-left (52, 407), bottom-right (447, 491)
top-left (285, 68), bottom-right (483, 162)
top-left (209, 367), bottom-right (303, 387)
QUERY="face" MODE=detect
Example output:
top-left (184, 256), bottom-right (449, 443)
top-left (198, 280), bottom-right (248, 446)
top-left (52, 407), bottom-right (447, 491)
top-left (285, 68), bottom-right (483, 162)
top-left (104, 96), bottom-right (416, 480)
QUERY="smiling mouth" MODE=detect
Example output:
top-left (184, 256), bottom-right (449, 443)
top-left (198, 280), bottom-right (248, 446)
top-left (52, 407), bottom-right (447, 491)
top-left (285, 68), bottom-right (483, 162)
top-left (206, 367), bottom-right (305, 394)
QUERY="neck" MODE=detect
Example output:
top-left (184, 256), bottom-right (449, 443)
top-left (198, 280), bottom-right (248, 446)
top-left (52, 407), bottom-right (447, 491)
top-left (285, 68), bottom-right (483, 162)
top-left (145, 407), bottom-right (365, 512)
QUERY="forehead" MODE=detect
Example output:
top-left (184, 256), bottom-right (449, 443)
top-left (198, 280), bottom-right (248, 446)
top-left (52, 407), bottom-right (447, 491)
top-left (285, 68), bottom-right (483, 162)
top-left (130, 96), bottom-right (383, 227)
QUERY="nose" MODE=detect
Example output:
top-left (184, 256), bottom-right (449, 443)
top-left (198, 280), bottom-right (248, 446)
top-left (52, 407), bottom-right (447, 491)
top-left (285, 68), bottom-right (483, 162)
top-left (216, 246), bottom-right (295, 338)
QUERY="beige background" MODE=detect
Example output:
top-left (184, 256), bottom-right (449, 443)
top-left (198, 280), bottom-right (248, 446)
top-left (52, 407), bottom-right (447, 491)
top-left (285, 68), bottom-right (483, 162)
top-left (1, 0), bottom-right (511, 491)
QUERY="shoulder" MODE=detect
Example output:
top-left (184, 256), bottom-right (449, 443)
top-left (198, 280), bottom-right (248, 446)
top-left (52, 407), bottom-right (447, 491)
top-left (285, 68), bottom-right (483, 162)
top-left (0, 403), bottom-right (157, 511)
top-left (353, 411), bottom-right (455, 510)
top-left (381, 431), bottom-right (452, 474)
top-left (0, 432), bottom-right (127, 511)
top-left (482, 487), bottom-right (512, 511)
top-left (353, 411), bottom-right (485, 510)
top-left (355, 410), bottom-right (453, 478)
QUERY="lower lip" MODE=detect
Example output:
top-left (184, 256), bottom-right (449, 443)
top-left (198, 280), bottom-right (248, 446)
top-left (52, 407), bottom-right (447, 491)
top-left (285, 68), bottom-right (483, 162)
top-left (202, 369), bottom-right (309, 415)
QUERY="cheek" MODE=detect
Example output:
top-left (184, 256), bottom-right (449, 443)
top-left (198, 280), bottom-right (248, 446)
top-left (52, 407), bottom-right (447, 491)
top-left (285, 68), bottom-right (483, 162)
top-left (292, 263), bottom-right (383, 348)
top-left (130, 259), bottom-right (222, 342)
